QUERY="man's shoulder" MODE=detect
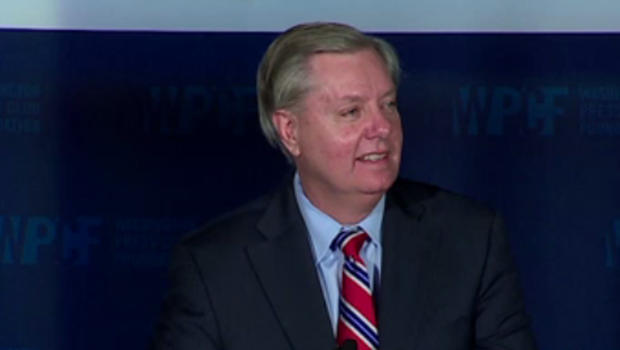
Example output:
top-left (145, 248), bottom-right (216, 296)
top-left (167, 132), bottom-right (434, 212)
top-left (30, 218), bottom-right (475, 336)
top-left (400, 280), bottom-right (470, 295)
top-left (390, 177), bottom-right (496, 221)
top-left (390, 178), bottom-right (503, 256)
top-left (180, 192), bottom-right (273, 249)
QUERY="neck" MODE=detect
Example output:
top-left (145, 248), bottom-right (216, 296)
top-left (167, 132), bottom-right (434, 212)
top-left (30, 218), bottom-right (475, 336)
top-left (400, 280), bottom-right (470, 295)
top-left (300, 181), bottom-right (383, 225)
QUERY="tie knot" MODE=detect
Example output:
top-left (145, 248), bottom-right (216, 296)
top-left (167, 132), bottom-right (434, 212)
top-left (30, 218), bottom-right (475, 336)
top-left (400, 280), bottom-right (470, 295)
top-left (331, 226), bottom-right (369, 258)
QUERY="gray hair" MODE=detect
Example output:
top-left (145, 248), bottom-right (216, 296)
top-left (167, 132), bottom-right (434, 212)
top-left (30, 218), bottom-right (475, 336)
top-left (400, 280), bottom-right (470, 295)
top-left (256, 22), bottom-right (401, 160)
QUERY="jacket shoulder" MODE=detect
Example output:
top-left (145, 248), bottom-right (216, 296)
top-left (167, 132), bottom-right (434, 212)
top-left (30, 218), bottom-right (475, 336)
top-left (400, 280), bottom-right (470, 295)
top-left (180, 194), bottom-right (272, 249)
top-left (390, 177), bottom-right (496, 223)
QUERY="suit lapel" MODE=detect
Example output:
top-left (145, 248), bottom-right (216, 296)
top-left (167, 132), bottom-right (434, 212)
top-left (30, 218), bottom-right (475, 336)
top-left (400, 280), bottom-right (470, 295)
top-left (379, 183), bottom-right (441, 350)
top-left (246, 183), bottom-right (336, 350)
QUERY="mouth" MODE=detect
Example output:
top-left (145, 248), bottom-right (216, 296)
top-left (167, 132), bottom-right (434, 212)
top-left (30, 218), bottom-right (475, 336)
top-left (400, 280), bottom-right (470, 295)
top-left (357, 152), bottom-right (388, 162)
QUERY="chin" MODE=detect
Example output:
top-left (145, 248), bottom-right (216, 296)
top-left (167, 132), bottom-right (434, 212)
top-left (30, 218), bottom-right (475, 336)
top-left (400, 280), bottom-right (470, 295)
top-left (358, 176), bottom-right (397, 195)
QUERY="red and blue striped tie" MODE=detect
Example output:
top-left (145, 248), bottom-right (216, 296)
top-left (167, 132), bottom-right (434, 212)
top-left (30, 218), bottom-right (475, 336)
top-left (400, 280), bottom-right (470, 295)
top-left (331, 227), bottom-right (379, 350)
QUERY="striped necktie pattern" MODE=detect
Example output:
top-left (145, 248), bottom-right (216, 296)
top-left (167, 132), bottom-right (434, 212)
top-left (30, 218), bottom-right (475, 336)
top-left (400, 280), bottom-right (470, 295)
top-left (331, 227), bottom-right (379, 350)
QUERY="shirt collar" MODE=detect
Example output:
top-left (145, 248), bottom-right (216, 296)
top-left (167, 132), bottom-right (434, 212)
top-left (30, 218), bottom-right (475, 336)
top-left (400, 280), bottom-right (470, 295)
top-left (293, 172), bottom-right (384, 264)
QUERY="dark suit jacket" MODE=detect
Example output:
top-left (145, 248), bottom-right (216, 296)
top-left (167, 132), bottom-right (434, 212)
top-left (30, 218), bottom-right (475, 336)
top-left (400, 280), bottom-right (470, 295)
top-left (152, 178), bottom-right (537, 350)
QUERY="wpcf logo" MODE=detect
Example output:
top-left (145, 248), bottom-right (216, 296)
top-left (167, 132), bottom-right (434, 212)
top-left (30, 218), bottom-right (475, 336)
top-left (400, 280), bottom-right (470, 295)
top-left (0, 216), bottom-right (101, 265)
top-left (452, 86), bottom-right (568, 136)
top-left (144, 85), bottom-right (255, 136)
top-left (606, 220), bottom-right (620, 269)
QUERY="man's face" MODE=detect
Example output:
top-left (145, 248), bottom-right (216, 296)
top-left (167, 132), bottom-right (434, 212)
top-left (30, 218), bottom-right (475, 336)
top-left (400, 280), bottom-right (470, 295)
top-left (283, 49), bottom-right (403, 204)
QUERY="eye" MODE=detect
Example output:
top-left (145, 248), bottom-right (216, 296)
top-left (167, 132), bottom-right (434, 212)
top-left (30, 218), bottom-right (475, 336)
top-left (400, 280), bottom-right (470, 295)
top-left (340, 107), bottom-right (360, 117)
top-left (385, 100), bottom-right (398, 109)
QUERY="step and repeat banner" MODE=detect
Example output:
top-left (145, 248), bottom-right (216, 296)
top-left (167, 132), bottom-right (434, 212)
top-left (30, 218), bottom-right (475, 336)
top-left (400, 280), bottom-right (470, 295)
top-left (1, 2), bottom-right (619, 350)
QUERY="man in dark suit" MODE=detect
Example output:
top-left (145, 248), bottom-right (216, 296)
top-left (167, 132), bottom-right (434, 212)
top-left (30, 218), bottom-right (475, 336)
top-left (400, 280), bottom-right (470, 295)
top-left (153, 23), bottom-right (537, 350)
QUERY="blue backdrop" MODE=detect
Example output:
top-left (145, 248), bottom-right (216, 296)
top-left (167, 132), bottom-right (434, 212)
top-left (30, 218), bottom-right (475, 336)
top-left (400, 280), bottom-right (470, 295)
top-left (0, 30), bottom-right (618, 350)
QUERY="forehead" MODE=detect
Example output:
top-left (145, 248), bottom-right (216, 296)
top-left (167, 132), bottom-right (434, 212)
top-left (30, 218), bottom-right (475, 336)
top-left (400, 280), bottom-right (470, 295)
top-left (304, 49), bottom-right (394, 101)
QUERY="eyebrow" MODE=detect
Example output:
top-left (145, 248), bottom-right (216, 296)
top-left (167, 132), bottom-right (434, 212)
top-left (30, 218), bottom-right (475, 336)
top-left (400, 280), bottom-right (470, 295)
top-left (338, 95), bottom-right (364, 103)
top-left (381, 88), bottom-right (397, 99)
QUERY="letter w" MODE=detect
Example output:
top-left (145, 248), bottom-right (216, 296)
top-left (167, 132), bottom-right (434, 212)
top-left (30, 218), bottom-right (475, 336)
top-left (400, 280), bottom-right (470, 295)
top-left (453, 86), bottom-right (490, 135)
top-left (0, 216), bottom-right (22, 264)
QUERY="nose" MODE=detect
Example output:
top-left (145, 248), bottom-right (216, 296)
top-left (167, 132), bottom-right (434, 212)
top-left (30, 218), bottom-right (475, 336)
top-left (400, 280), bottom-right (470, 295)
top-left (365, 105), bottom-right (394, 139)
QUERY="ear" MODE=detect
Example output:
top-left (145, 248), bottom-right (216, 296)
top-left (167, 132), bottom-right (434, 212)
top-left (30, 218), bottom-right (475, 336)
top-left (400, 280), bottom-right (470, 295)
top-left (272, 109), bottom-right (301, 157)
